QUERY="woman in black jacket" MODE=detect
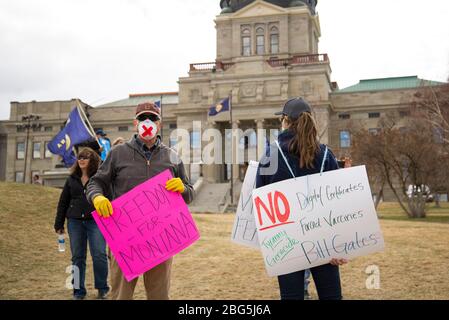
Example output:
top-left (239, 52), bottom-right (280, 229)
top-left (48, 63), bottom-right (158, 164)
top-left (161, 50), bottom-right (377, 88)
top-left (54, 147), bottom-right (109, 300)
top-left (256, 98), bottom-right (348, 300)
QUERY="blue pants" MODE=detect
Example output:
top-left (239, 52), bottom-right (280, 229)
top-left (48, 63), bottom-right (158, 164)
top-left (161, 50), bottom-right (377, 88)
top-left (304, 269), bottom-right (311, 291)
top-left (278, 264), bottom-right (342, 300)
top-left (67, 218), bottom-right (109, 298)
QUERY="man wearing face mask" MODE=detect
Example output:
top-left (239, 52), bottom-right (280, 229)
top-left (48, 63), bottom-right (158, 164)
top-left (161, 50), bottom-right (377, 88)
top-left (86, 102), bottom-right (194, 300)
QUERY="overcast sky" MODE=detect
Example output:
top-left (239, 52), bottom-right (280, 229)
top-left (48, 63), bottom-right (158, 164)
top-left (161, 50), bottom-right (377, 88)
top-left (0, 0), bottom-right (448, 120)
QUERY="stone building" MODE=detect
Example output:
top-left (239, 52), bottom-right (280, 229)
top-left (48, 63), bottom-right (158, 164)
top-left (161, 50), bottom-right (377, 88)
top-left (0, 0), bottom-right (445, 210)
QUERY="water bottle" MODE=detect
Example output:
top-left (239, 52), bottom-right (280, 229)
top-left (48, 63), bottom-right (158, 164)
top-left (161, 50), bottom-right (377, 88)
top-left (58, 234), bottom-right (66, 252)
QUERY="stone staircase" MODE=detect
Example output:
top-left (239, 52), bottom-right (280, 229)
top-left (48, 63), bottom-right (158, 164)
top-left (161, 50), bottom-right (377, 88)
top-left (188, 180), bottom-right (244, 214)
top-left (188, 181), bottom-right (232, 213)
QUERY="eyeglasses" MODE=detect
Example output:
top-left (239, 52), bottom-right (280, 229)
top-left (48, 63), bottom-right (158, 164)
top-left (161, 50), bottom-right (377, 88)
top-left (136, 114), bottom-right (160, 122)
top-left (78, 156), bottom-right (90, 161)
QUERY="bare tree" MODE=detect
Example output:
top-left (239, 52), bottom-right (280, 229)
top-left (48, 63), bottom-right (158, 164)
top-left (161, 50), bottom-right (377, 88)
top-left (414, 83), bottom-right (449, 145)
top-left (414, 82), bottom-right (449, 207)
top-left (352, 108), bottom-right (448, 218)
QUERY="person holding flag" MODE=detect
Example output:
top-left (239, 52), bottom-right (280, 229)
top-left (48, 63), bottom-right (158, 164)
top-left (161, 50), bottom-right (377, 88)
top-left (47, 106), bottom-right (95, 167)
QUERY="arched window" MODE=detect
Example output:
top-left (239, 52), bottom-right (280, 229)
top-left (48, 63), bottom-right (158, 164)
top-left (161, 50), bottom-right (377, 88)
top-left (270, 26), bottom-right (279, 54)
top-left (241, 28), bottom-right (251, 56)
top-left (256, 27), bottom-right (265, 55)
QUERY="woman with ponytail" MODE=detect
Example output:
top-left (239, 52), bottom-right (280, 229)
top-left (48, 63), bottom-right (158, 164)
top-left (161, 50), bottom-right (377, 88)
top-left (256, 97), bottom-right (347, 300)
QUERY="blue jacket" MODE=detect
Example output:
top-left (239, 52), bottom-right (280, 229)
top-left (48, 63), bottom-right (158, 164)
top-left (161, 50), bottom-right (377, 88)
top-left (256, 130), bottom-right (339, 189)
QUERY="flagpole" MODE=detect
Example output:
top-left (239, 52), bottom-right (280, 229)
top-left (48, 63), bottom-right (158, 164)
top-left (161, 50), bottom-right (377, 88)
top-left (229, 91), bottom-right (234, 205)
top-left (160, 94), bottom-right (164, 137)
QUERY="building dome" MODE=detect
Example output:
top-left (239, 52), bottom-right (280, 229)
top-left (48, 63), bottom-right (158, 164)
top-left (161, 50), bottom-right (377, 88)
top-left (220, 0), bottom-right (317, 15)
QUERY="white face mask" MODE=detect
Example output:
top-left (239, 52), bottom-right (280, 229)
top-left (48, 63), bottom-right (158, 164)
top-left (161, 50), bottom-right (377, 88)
top-left (138, 119), bottom-right (158, 141)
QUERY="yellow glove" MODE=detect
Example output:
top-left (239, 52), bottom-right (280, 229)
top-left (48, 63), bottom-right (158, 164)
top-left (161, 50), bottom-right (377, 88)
top-left (165, 177), bottom-right (185, 194)
top-left (93, 195), bottom-right (113, 218)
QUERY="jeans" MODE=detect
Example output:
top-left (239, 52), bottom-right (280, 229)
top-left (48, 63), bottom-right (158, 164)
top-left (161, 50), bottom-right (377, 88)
top-left (304, 269), bottom-right (311, 291)
top-left (67, 218), bottom-right (109, 298)
top-left (278, 264), bottom-right (342, 300)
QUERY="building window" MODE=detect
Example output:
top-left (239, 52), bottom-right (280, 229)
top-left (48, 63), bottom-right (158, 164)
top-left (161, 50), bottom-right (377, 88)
top-left (241, 28), bottom-right (251, 56)
top-left (270, 26), bottom-right (279, 54)
top-left (44, 126), bottom-right (53, 132)
top-left (44, 142), bottom-right (52, 158)
top-left (169, 137), bottom-right (177, 150)
top-left (369, 112), bottom-right (380, 119)
top-left (32, 125), bottom-right (42, 132)
top-left (169, 123), bottom-right (177, 129)
top-left (32, 171), bottom-right (40, 184)
top-left (33, 142), bottom-right (41, 159)
top-left (17, 142), bottom-right (25, 160)
top-left (256, 35), bottom-right (265, 55)
top-left (340, 131), bottom-right (351, 148)
top-left (399, 110), bottom-right (410, 118)
top-left (191, 131), bottom-right (201, 150)
top-left (369, 128), bottom-right (381, 135)
top-left (433, 127), bottom-right (444, 144)
top-left (15, 172), bottom-right (24, 183)
top-left (118, 126), bottom-right (129, 132)
top-left (17, 126), bottom-right (25, 133)
top-left (256, 27), bottom-right (265, 55)
top-left (339, 114), bottom-right (351, 120)
top-left (399, 127), bottom-right (408, 134)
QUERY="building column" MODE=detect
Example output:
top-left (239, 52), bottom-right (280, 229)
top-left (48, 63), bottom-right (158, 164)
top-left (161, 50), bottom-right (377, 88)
top-left (255, 119), bottom-right (266, 160)
top-left (203, 120), bottom-right (219, 183)
top-left (231, 120), bottom-right (240, 184)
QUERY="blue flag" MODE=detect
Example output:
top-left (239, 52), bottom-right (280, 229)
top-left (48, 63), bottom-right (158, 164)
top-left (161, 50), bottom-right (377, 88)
top-left (155, 100), bottom-right (161, 109)
top-left (47, 107), bottom-right (93, 167)
top-left (208, 97), bottom-right (230, 116)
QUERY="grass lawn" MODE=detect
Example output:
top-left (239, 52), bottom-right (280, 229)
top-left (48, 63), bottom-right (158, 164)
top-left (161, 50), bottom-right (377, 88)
top-left (378, 202), bottom-right (449, 224)
top-left (1, 182), bottom-right (449, 300)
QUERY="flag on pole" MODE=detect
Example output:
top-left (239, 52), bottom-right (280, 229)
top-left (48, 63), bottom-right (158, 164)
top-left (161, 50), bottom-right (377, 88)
top-left (47, 107), bottom-right (94, 167)
top-left (155, 100), bottom-right (161, 109)
top-left (208, 97), bottom-right (230, 116)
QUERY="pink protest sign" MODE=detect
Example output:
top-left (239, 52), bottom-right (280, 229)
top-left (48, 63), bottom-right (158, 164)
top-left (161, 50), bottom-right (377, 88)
top-left (92, 169), bottom-right (200, 282)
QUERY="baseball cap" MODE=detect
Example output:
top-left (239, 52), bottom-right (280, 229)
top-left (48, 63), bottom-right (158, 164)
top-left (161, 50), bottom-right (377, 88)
top-left (135, 102), bottom-right (161, 118)
top-left (95, 129), bottom-right (106, 136)
top-left (275, 97), bottom-right (312, 120)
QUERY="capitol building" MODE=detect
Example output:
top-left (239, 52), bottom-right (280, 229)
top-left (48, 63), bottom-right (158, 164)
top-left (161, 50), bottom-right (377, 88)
top-left (0, 0), bottom-right (444, 211)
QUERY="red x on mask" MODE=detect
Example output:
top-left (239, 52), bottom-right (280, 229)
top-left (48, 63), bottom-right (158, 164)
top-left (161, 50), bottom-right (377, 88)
top-left (138, 119), bottom-right (157, 141)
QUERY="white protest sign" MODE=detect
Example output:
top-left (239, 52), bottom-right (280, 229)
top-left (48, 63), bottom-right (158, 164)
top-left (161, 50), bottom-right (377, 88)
top-left (231, 161), bottom-right (260, 249)
top-left (252, 166), bottom-right (385, 277)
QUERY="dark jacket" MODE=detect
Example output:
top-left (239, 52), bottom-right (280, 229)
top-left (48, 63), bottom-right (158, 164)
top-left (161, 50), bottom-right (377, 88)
top-left (256, 130), bottom-right (339, 188)
top-left (86, 135), bottom-right (195, 205)
top-left (54, 175), bottom-right (96, 231)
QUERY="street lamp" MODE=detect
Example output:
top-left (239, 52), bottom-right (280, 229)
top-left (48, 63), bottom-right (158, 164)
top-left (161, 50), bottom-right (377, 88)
top-left (16, 114), bottom-right (41, 183)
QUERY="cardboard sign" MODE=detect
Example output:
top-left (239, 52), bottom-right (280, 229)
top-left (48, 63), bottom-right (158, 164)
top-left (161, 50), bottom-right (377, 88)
top-left (252, 166), bottom-right (384, 277)
top-left (92, 170), bottom-right (200, 281)
top-left (231, 161), bottom-right (260, 249)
